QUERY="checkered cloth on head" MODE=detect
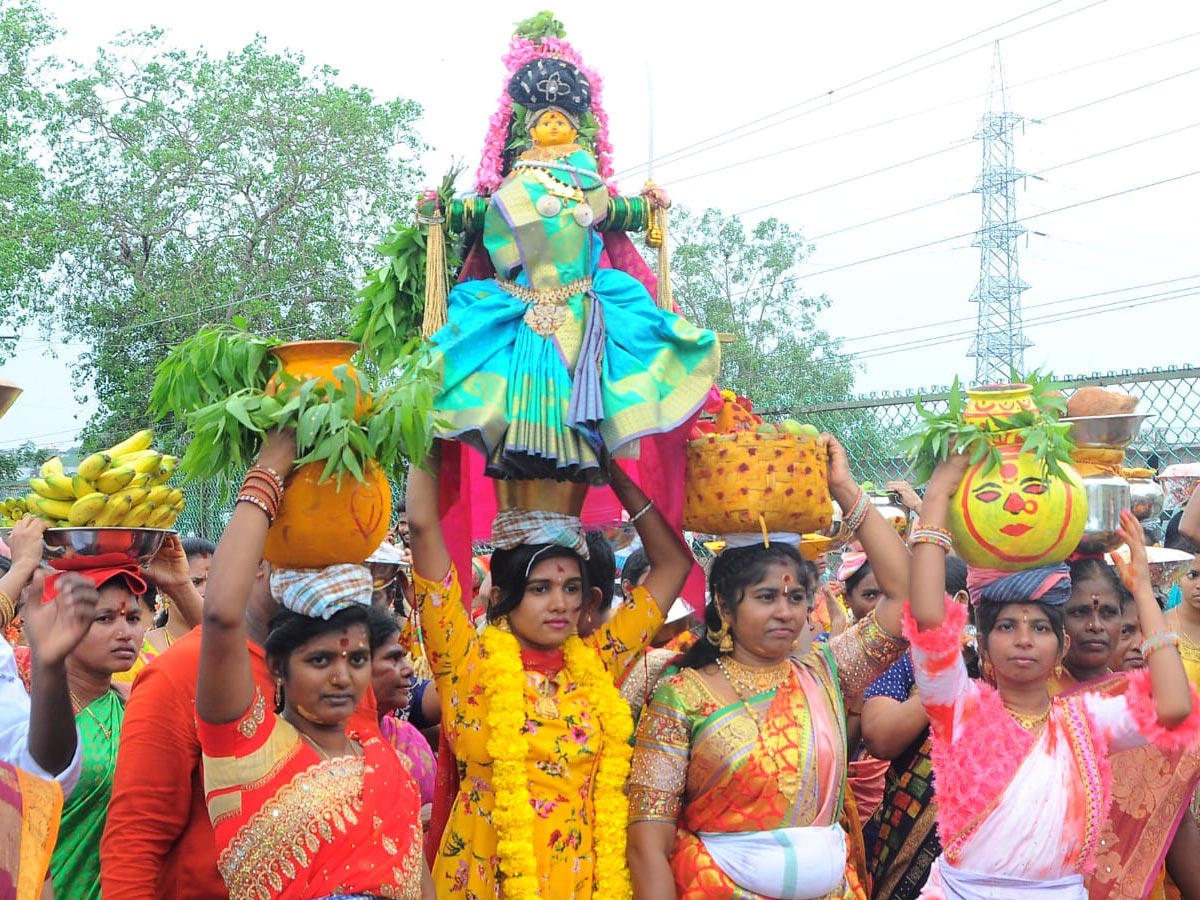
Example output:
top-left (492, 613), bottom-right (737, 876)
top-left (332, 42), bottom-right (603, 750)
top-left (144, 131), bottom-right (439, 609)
top-left (270, 564), bottom-right (374, 619)
top-left (491, 508), bottom-right (589, 559)
top-left (967, 563), bottom-right (1072, 607)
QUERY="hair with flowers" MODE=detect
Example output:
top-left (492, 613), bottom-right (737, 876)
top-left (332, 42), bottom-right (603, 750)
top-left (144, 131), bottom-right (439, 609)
top-left (475, 31), bottom-right (616, 195)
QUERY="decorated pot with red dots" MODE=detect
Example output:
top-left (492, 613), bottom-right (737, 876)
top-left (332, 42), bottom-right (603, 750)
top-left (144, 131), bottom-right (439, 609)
top-left (947, 441), bottom-right (1087, 571)
top-left (682, 431), bottom-right (833, 535)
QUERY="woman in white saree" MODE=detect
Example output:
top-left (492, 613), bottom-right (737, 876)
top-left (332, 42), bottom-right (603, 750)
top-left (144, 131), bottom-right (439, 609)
top-left (905, 455), bottom-right (1200, 900)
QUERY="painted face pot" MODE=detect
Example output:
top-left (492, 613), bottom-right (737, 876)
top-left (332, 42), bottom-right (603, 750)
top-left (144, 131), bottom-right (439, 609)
top-left (948, 442), bottom-right (1087, 571)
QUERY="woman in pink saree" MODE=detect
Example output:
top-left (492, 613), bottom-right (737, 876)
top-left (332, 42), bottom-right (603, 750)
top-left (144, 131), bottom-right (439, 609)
top-left (905, 456), bottom-right (1200, 899)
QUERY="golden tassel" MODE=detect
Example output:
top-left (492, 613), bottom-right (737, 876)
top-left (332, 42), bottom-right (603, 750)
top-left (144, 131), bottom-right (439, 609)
top-left (419, 207), bottom-right (448, 338)
top-left (655, 205), bottom-right (673, 311)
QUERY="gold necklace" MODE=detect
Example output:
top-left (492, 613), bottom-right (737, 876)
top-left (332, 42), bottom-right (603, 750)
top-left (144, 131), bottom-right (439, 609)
top-left (714, 657), bottom-right (801, 798)
top-left (1003, 701), bottom-right (1051, 731)
top-left (298, 731), bottom-right (361, 762)
top-left (532, 673), bottom-right (560, 719)
top-left (70, 689), bottom-right (113, 740)
top-left (715, 656), bottom-right (792, 697)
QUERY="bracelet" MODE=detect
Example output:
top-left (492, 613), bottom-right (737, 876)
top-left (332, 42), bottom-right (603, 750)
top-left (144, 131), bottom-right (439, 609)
top-left (909, 522), bottom-right (953, 552)
top-left (236, 493), bottom-right (276, 523)
top-left (628, 501), bottom-right (654, 524)
top-left (246, 465), bottom-right (286, 495)
top-left (843, 490), bottom-right (870, 534)
top-left (241, 487), bottom-right (283, 520)
top-left (1140, 629), bottom-right (1181, 659)
top-left (241, 473), bottom-right (282, 505)
top-left (0, 590), bottom-right (13, 629)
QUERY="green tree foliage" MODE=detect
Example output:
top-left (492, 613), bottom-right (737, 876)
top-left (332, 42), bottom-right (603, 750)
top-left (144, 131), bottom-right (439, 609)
top-left (33, 28), bottom-right (425, 447)
top-left (0, 440), bottom-right (51, 483)
top-left (664, 206), bottom-right (896, 476)
top-left (0, 0), bottom-right (57, 330)
top-left (666, 205), bottom-right (854, 407)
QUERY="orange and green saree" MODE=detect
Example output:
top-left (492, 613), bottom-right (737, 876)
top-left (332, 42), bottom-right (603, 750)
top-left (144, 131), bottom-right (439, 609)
top-left (630, 617), bottom-right (906, 900)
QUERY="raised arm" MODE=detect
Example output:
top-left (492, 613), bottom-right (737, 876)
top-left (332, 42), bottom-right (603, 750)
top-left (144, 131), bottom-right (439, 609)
top-left (907, 454), bottom-right (969, 631)
top-left (608, 463), bottom-right (691, 617)
top-left (1112, 508), bottom-right (1192, 727)
top-left (196, 431), bottom-right (295, 725)
top-left (824, 434), bottom-right (910, 637)
top-left (405, 450), bottom-right (450, 584)
top-left (1180, 482), bottom-right (1200, 547)
top-left (14, 518), bottom-right (98, 781)
top-left (142, 534), bottom-right (204, 628)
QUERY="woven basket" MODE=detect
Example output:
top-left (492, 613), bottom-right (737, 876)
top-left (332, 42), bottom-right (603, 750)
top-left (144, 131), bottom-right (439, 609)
top-left (683, 432), bottom-right (833, 535)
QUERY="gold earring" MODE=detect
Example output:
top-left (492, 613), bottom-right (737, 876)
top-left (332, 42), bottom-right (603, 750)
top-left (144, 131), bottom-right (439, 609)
top-left (273, 679), bottom-right (284, 711)
top-left (495, 616), bottom-right (512, 633)
top-left (982, 659), bottom-right (995, 685)
top-left (706, 619), bottom-right (729, 650)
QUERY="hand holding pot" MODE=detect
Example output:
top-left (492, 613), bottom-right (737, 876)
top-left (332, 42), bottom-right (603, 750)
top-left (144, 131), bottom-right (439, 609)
top-left (1111, 508), bottom-right (1153, 598)
top-left (823, 434), bottom-right (859, 509)
top-left (257, 428), bottom-right (297, 483)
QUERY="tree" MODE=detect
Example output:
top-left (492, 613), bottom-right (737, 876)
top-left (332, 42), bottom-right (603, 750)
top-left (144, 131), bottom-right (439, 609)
top-left (32, 28), bottom-right (425, 446)
top-left (0, 0), bottom-right (58, 331)
top-left (663, 206), bottom-right (898, 478)
top-left (666, 205), bottom-right (855, 408)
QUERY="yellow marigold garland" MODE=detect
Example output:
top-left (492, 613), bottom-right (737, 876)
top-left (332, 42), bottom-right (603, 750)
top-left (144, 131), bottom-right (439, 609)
top-left (479, 625), bottom-right (634, 900)
top-left (565, 634), bottom-right (634, 900)
top-left (480, 626), bottom-right (539, 900)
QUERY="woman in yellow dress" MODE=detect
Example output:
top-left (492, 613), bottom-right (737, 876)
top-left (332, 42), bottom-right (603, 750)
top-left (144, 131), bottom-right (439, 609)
top-left (406, 447), bottom-right (693, 900)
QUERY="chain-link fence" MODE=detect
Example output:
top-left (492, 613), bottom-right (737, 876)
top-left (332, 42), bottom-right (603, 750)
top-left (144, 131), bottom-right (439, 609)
top-left (5, 367), bottom-right (1197, 535)
top-left (768, 365), bottom-right (1200, 486)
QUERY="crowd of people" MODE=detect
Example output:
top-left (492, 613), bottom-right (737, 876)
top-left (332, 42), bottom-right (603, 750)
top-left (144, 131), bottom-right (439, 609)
top-left (0, 431), bottom-right (1197, 900)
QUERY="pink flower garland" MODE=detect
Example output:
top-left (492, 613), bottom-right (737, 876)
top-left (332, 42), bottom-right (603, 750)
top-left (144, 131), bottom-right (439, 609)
top-left (474, 34), bottom-right (617, 195)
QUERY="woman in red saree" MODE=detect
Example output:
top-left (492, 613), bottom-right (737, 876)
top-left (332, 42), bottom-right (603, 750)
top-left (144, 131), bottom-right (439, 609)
top-left (627, 436), bottom-right (911, 900)
top-left (195, 431), bottom-right (432, 900)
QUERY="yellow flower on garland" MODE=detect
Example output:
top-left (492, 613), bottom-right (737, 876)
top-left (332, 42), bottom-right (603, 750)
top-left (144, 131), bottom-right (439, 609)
top-left (480, 625), bottom-right (633, 900)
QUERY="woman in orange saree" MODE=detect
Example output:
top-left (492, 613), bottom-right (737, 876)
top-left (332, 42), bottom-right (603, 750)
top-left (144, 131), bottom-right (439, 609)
top-left (627, 436), bottom-right (911, 900)
top-left (0, 761), bottom-right (62, 900)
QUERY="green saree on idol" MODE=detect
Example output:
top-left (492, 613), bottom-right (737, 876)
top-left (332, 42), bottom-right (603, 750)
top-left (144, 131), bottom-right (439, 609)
top-left (429, 142), bottom-right (719, 483)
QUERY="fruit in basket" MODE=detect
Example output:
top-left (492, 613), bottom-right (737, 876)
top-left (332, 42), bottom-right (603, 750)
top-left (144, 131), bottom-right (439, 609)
top-left (22, 429), bottom-right (185, 529)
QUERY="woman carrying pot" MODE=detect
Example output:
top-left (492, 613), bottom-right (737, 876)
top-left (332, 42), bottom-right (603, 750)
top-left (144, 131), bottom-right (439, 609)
top-left (904, 454), bottom-right (1198, 899)
top-left (626, 435), bottom-right (912, 900)
top-left (195, 430), bottom-right (432, 900)
top-left (406, 445), bottom-right (692, 900)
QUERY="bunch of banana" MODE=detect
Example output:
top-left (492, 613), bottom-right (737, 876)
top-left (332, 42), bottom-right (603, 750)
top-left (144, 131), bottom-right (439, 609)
top-left (0, 497), bottom-right (30, 527)
top-left (25, 429), bottom-right (186, 529)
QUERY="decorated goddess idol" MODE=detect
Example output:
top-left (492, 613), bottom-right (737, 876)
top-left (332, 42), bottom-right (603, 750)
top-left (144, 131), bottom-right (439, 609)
top-left (422, 16), bottom-right (720, 483)
top-left (405, 13), bottom-right (716, 900)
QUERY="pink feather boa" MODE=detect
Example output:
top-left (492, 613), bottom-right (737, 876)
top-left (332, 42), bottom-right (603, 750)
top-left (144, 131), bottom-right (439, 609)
top-left (475, 35), bottom-right (617, 195)
top-left (1121, 666), bottom-right (1200, 752)
top-left (903, 601), bottom-right (1039, 841)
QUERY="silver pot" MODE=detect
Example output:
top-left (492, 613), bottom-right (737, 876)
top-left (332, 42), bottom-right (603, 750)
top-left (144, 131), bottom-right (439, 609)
top-left (1075, 474), bottom-right (1131, 555)
top-left (820, 500), bottom-right (852, 549)
top-left (1127, 477), bottom-right (1164, 522)
top-left (871, 492), bottom-right (911, 538)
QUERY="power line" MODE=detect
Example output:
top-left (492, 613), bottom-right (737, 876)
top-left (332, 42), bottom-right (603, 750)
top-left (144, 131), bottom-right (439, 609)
top-left (847, 286), bottom-right (1198, 361)
top-left (767, 168), bottom-right (1200, 281)
top-left (837, 274), bottom-right (1200, 345)
top-left (618, 0), bottom-right (1110, 178)
top-left (733, 63), bottom-right (1200, 220)
top-left (807, 119), bottom-right (1200, 242)
top-left (653, 29), bottom-right (1200, 189)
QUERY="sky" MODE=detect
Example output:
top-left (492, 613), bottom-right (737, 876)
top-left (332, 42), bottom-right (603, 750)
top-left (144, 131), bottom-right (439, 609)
top-left (3, 0), bottom-right (1198, 448)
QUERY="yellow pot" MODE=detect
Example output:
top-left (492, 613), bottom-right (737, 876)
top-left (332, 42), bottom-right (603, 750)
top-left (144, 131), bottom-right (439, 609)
top-left (962, 382), bottom-right (1037, 441)
top-left (266, 340), bottom-right (367, 417)
top-left (264, 461), bottom-right (391, 568)
top-left (947, 441), bottom-right (1087, 571)
top-left (261, 339), bottom-right (387, 567)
